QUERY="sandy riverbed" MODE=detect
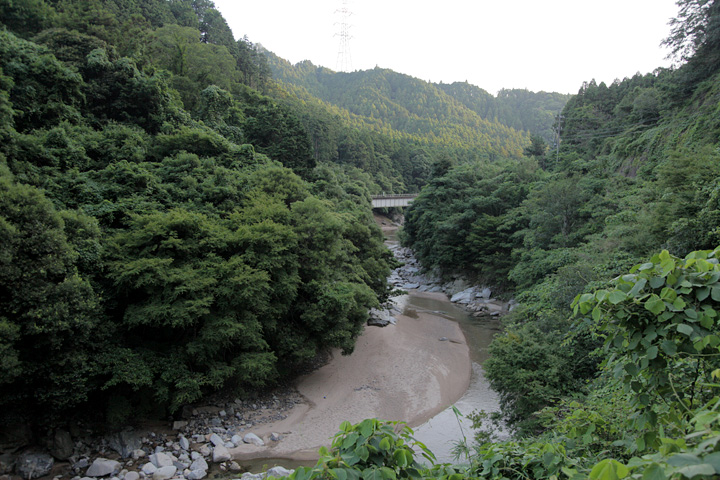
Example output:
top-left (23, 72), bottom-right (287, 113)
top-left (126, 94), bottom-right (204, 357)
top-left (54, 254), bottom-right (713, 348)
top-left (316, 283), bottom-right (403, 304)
top-left (228, 291), bottom-right (471, 461)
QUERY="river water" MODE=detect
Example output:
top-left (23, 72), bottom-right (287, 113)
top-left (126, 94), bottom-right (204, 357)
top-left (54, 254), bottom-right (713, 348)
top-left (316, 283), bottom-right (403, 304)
top-left (384, 230), bottom-right (505, 464)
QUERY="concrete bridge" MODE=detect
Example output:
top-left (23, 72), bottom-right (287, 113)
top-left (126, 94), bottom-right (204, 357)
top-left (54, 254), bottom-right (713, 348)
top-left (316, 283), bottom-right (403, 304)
top-left (370, 194), bottom-right (418, 208)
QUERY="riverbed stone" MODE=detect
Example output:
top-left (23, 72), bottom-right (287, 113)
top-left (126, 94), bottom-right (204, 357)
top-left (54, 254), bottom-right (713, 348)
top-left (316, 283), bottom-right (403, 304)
top-left (85, 458), bottom-right (120, 477)
top-left (185, 469), bottom-right (207, 480)
top-left (141, 463), bottom-right (157, 475)
top-left (267, 467), bottom-right (293, 477)
top-left (189, 457), bottom-right (207, 473)
top-left (107, 431), bottom-right (143, 459)
top-left (242, 433), bottom-right (264, 447)
top-left (211, 445), bottom-right (230, 463)
top-left (178, 436), bottom-right (189, 452)
top-left (50, 429), bottom-right (74, 460)
top-left (149, 452), bottom-right (173, 468)
top-left (208, 434), bottom-right (223, 447)
top-left (124, 472), bottom-right (139, 480)
top-left (16, 452), bottom-right (54, 480)
top-left (152, 465), bottom-right (176, 480)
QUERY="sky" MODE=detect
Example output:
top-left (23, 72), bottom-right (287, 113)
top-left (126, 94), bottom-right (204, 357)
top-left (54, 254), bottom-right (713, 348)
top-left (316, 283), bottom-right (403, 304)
top-left (212, 0), bottom-right (680, 95)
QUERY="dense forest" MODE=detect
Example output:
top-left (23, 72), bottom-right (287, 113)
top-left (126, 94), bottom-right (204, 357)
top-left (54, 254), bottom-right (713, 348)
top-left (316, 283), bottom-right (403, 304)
top-left (0, 0), bottom-right (569, 431)
top-left (0, 0), bottom-right (407, 427)
top-left (394, 0), bottom-right (720, 478)
top-left (4, 0), bottom-right (720, 479)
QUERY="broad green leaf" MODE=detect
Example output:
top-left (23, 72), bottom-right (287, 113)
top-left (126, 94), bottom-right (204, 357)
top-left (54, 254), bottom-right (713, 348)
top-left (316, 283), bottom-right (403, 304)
top-left (589, 459), bottom-right (629, 480)
top-left (650, 276), bottom-right (665, 289)
top-left (647, 345), bottom-right (658, 359)
top-left (661, 340), bottom-right (677, 355)
top-left (334, 468), bottom-right (349, 480)
top-left (361, 468), bottom-right (382, 480)
top-left (379, 437), bottom-right (391, 451)
top-left (645, 295), bottom-right (665, 315)
top-left (640, 463), bottom-right (666, 480)
top-left (609, 291), bottom-right (627, 305)
top-left (712, 286), bottom-right (720, 301)
top-left (379, 467), bottom-right (396, 480)
top-left (667, 454), bottom-right (701, 467)
top-left (702, 451), bottom-right (720, 472)
top-left (684, 308), bottom-right (698, 320)
top-left (677, 323), bottom-right (694, 336)
top-left (359, 419), bottom-right (374, 438)
top-left (343, 432), bottom-right (360, 449)
top-left (355, 445), bottom-right (369, 462)
top-left (629, 278), bottom-right (647, 297)
top-left (696, 286), bottom-right (710, 301)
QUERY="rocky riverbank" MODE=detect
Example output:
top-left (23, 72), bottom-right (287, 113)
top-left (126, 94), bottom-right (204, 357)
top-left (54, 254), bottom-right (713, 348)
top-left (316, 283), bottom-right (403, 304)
top-left (1, 391), bottom-right (305, 480)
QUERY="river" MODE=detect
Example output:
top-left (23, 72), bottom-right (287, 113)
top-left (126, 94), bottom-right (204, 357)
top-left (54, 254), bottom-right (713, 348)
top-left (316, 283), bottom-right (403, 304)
top-left (384, 225), bottom-right (505, 464)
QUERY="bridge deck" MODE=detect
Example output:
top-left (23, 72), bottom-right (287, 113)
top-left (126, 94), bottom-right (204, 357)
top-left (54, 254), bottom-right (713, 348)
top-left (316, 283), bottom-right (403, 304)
top-left (370, 194), bottom-right (417, 208)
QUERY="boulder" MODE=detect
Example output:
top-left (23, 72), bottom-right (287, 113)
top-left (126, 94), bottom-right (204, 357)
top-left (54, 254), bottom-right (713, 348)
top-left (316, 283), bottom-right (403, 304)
top-left (149, 452), bottom-right (173, 468)
top-left (242, 433), bottom-right (264, 447)
top-left (211, 445), bottom-right (230, 463)
top-left (450, 288), bottom-right (475, 304)
top-left (172, 421), bottom-right (188, 431)
top-left (124, 472), bottom-right (140, 480)
top-left (478, 287), bottom-right (492, 299)
top-left (189, 457), bottom-right (208, 473)
top-left (106, 431), bottom-right (143, 459)
top-left (85, 458), bottom-right (120, 477)
top-left (141, 463), bottom-right (157, 475)
top-left (208, 434), bottom-right (223, 447)
top-left (50, 430), bottom-right (74, 460)
top-left (185, 469), bottom-right (207, 480)
top-left (178, 436), bottom-right (189, 452)
top-left (267, 466), bottom-right (294, 477)
top-left (367, 308), bottom-right (397, 327)
top-left (16, 452), bottom-right (54, 480)
top-left (152, 465), bottom-right (176, 480)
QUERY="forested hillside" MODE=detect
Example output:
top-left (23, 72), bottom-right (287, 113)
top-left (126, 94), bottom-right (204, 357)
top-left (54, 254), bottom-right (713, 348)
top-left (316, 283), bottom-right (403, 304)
top-left (266, 54), bottom-right (570, 174)
top-left (0, 0), bottom-right (404, 427)
top-left (397, 0), bottom-right (720, 478)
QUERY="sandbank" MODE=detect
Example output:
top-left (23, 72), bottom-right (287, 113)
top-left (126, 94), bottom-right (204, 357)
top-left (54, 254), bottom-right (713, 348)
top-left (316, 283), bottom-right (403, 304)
top-left (229, 291), bottom-right (471, 461)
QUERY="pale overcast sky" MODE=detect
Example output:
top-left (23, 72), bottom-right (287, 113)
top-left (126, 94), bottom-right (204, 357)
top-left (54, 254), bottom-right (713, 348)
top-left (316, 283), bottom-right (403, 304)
top-left (213, 0), bottom-right (679, 95)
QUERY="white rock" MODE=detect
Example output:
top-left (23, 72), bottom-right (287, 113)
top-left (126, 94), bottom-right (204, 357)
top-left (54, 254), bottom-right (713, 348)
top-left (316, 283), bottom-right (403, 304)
top-left (124, 472), bottom-right (139, 480)
top-left (152, 466), bottom-right (176, 480)
top-left (212, 445), bottom-right (231, 463)
top-left (132, 450), bottom-right (146, 460)
top-left (86, 458), bottom-right (120, 477)
top-left (172, 421), bottom-right (188, 430)
top-left (190, 452), bottom-right (201, 461)
top-left (242, 433), bottom-right (264, 447)
top-left (149, 453), bottom-right (173, 468)
top-left (208, 434), bottom-right (223, 447)
top-left (230, 435), bottom-right (242, 446)
top-left (267, 467), bottom-right (293, 477)
top-left (140, 463), bottom-right (157, 476)
top-left (198, 445), bottom-right (211, 457)
top-left (189, 458), bottom-right (208, 472)
top-left (178, 437), bottom-right (190, 451)
top-left (185, 470), bottom-right (207, 480)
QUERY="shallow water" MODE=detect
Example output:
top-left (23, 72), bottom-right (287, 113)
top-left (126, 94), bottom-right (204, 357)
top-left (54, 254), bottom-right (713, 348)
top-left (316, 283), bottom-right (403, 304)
top-left (397, 293), bottom-right (504, 464)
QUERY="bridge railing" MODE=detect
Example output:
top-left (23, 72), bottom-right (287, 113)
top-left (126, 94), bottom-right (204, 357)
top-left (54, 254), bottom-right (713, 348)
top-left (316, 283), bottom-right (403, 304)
top-left (370, 194), bottom-right (418, 199)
